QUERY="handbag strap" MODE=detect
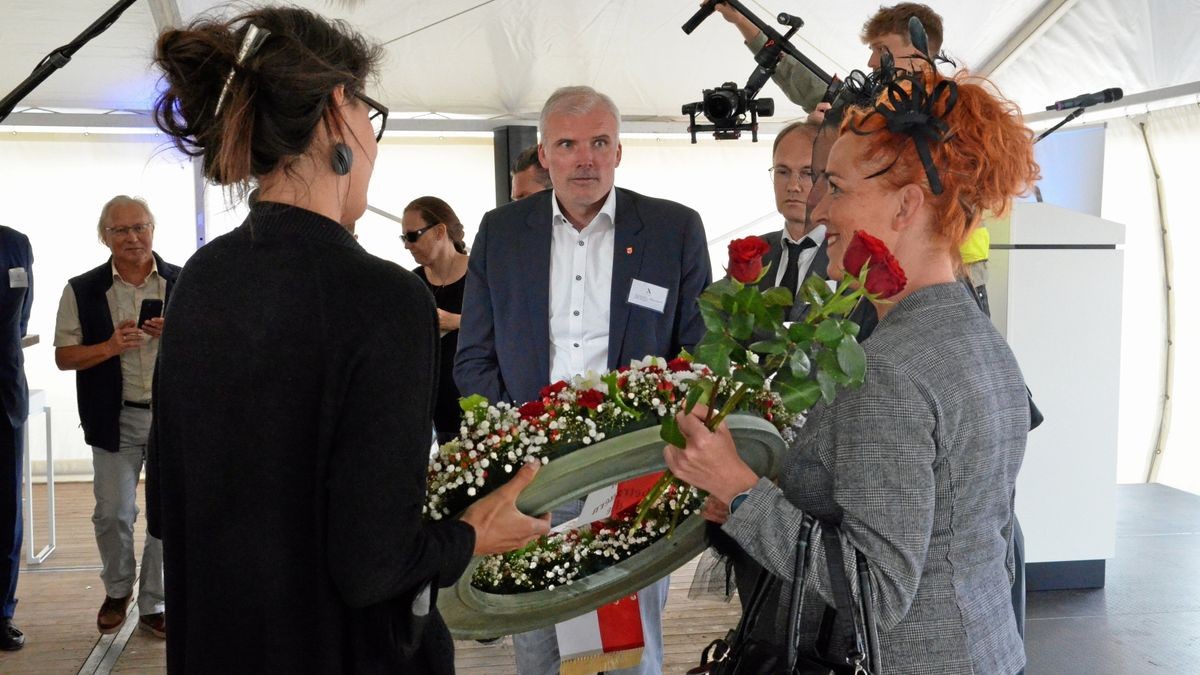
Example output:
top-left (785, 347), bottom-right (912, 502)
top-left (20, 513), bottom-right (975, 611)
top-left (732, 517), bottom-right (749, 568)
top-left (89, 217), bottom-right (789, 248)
top-left (816, 524), bottom-right (872, 674)
top-left (786, 515), bottom-right (816, 670)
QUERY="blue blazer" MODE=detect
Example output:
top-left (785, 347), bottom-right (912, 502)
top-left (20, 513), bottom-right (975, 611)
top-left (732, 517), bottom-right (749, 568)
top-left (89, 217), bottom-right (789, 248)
top-left (454, 188), bottom-right (712, 405)
top-left (1, 226), bottom-right (33, 427)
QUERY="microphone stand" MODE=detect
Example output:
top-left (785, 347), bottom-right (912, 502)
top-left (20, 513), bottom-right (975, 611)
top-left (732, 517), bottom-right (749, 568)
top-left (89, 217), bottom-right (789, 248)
top-left (1034, 106), bottom-right (1086, 144)
top-left (0, 0), bottom-right (140, 125)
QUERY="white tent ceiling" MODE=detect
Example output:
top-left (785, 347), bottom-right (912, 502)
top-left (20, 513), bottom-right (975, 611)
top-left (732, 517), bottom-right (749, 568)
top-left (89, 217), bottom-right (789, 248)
top-left (2, 0), bottom-right (1200, 126)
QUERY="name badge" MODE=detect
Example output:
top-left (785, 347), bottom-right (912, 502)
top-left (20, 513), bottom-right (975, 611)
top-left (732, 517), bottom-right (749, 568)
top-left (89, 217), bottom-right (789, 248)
top-left (627, 279), bottom-right (668, 314)
top-left (8, 267), bottom-right (29, 289)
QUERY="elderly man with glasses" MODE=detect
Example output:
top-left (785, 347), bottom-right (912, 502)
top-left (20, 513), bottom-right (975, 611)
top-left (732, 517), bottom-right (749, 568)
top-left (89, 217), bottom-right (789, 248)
top-left (53, 195), bottom-right (180, 639)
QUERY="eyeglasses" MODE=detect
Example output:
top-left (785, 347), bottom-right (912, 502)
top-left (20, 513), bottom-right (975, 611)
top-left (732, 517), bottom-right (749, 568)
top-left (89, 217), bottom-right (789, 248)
top-left (769, 166), bottom-right (816, 187)
top-left (402, 222), bottom-right (439, 243)
top-left (356, 92), bottom-right (388, 143)
top-left (104, 223), bottom-right (153, 237)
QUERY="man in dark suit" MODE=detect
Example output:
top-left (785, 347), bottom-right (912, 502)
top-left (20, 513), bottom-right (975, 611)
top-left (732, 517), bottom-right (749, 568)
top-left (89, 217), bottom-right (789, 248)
top-left (0, 225), bottom-right (33, 651)
top-left (760, 120), bottom-right (825, 317)
top-left (757, 119), bottom-right (878, 335)
top-left (455, 85), bottom-right (711, 675)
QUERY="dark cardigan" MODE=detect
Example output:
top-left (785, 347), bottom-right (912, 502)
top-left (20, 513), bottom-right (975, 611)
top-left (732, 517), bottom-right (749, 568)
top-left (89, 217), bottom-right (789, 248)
top-left (148, 203), bottom-right (474, 673)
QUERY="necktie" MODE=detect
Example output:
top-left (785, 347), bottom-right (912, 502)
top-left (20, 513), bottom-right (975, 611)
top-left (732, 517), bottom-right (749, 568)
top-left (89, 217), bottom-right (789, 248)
top-left (779, 238), bottom-right (817, 299)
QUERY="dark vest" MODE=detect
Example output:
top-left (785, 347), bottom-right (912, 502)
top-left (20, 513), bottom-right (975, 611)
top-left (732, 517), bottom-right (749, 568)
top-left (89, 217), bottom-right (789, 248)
top-left (68, 254), bottom-right (181, 452)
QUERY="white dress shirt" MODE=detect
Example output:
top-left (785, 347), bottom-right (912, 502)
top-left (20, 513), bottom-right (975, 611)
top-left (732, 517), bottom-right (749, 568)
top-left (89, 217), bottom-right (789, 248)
top-left (548, 189), bottom-right (617, 383)
top-left (773, 224), bottom-right (826, 287)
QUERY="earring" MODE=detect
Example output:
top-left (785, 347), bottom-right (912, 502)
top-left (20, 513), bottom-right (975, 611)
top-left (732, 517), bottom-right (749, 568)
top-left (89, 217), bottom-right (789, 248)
top-left (331, 142), bottom-right (354, 176)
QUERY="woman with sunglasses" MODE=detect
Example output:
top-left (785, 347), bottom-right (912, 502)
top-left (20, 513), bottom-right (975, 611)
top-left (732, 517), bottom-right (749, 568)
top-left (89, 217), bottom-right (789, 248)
top-left (403, 197), bottom-right (470, 445)
top-left (148, 7), bottom-right (548, 673)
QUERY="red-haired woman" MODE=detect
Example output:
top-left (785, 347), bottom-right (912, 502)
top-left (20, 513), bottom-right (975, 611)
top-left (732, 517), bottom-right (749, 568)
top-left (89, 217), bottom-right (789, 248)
top-left (665, 71), bottom-right (1039, 674)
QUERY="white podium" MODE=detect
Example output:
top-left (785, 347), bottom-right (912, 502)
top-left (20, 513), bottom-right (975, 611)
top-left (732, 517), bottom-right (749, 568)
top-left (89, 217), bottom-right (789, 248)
top-left (988, 201), bottom-right (1124, 589)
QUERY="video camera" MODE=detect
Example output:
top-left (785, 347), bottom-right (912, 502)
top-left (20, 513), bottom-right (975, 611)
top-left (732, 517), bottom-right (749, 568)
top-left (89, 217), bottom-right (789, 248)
top-left (681, 0), bottom-right (833, 143)
top-left (682, 82), bottom-right (775, 141)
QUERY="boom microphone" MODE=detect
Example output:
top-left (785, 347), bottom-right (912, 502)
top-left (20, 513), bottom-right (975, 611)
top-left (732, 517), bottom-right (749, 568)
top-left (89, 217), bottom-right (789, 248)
top-left (1045, 87), bottom-right (1123, 111)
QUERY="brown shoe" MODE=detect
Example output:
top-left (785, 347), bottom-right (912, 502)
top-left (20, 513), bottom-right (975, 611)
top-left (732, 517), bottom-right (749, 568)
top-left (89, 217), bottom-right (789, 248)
top-left (138, 613), bottom-right (166, 639)
top-left (97, 595), bottom-right (131, 634)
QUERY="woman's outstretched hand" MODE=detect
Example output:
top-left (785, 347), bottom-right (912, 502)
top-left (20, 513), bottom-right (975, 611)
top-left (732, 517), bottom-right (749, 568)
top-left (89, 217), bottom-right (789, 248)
top-left (460, 461), bottom-right (551, 555)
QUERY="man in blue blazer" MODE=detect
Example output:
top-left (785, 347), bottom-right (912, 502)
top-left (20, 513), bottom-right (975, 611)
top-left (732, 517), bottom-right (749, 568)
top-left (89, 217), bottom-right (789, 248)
top-left (0, 225), bottom-right (33, 651)
top-left (455, 86), bottom-right (711, 675)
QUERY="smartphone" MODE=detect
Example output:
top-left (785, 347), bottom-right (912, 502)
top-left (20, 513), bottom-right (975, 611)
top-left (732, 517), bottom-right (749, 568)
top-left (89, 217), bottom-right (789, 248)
top-left (137, 299), bottom-right (164, 328)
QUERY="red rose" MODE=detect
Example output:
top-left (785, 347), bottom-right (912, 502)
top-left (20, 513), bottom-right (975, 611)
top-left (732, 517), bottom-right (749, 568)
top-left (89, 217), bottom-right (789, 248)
top-left (842, 231), bottom-right (907, 298)
top-left (518, 400), bottom-right (546, 420)
top-left (727, 236), bottom-right (772, 284)
top-left (577, 389), bottom-right (605, 410)
top-left (539, 380), bottom-right (569, 399)
top-left (667, 357), bottom-right (692, 373)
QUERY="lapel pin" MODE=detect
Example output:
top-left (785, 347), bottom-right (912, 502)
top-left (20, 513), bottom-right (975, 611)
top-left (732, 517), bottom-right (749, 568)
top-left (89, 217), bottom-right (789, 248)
top-left (626, 246), bottom-right (634, 255)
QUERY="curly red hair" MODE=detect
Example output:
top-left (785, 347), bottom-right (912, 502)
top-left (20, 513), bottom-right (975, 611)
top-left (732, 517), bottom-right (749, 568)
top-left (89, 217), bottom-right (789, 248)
top-left (840, 72), bottom-right (1041, 256)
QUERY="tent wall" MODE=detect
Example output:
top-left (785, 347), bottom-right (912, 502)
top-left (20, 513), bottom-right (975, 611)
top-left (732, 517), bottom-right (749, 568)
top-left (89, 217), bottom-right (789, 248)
top-left (2, 105), bottom-right (1196, 493)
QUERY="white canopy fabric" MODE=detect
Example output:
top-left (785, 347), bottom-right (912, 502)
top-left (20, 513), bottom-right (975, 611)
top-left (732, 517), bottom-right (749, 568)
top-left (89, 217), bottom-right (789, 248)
top-left (4, 0), bottom-right (1199, 123)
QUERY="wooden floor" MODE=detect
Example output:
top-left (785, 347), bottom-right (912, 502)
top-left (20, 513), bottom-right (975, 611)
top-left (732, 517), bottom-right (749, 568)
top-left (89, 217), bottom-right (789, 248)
top-left (5, 482), bottom-right (740, 674)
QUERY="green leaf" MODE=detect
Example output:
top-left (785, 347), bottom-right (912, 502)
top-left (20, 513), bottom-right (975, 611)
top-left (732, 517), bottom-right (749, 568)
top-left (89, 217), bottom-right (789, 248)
top-left (699, 302), bottom-right (726, 332)
top-left (815, 319), bottom-right (842, 346)
top-left (789, 348), bottom-right (812, 378)
top-left (732, 367), bottom-right (765, 388)
top-left (684, 380), bottom-right (711, 413)
top-left (823, 294), bottom-right (860, 317)
top-left (761, 286), bottom-right (793, 307)
top-left (788, 322), bottom-right (816, 343)
top-left (660, 414), bottom-right (686, 447)
top-left (774, 377), bottom-right (823, 413)
top-left (730, 312), bottom-right (754, 341)
top-left (815, 349), bottom-right (850, 383)
top-left (602, 372), bottom-right (640, 415)
top-left (749, 338), bottom-right (788, 355)
top-left (696, 340), bottom-right (732, 378)
top-left (706, 278), bottom-right (738, 298)
top-left (459, 393), bottom-right (489, 413)
top-left (837, 337), bottom-right (867, 381)
top-left (817, 369), bottom-right (838, 402)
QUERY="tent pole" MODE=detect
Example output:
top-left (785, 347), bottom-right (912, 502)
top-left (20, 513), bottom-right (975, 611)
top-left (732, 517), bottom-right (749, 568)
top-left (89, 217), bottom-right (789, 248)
top-left (977, 0), bottom-right (1079, 78)
top-left (1137, 119), bottom-right (1175, 483)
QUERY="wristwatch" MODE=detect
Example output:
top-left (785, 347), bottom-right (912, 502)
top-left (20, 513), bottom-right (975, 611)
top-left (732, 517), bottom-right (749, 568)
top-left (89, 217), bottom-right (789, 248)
top-left (729, 487), bottom-right (754, 514)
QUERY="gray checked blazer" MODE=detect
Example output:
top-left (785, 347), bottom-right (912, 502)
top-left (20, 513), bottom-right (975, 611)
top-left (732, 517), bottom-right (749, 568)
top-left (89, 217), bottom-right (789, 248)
top-left (725, 282), bottom-right (1028, 675)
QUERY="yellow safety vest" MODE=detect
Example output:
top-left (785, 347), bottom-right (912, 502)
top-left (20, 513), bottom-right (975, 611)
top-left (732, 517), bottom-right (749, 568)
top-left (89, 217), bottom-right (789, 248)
top-left (960, 226), bottom-right (990, 264)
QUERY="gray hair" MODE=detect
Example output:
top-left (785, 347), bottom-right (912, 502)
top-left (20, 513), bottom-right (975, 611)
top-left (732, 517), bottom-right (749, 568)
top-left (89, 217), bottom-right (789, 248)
top-left (97, 195), bottom-right (155, 244)
top-left (538, 86), bottom-right (621, 136)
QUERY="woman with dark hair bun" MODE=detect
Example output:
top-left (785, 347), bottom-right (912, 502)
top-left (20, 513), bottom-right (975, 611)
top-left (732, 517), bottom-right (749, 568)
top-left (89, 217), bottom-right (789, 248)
top-left (402, 196), bottom-right (469, 445)
top-left (148, 7), bottom-right (548, 673)
top-left (665, 69), bottom-right (1040, 674)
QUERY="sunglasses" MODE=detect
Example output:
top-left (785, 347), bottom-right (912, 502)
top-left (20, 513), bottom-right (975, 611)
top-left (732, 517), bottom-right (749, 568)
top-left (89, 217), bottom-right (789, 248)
top-left (355, 92), bottom-right (388, 143)
top-left (402, 222), bottom-right (439, 243)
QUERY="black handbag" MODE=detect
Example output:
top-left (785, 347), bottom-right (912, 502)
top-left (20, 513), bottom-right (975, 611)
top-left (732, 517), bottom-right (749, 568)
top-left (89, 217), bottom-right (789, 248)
top-left (690, 516), bottom-right (881, 675)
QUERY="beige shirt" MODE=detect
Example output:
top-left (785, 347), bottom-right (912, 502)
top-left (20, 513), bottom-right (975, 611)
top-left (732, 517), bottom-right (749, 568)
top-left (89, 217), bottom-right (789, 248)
top-left (54, 260), bottom-right (166, 403)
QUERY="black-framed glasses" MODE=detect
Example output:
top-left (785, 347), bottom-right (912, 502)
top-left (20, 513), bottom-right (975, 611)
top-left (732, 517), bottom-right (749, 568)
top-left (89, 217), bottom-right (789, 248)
top-left (402, 222), bottom-right (439, 243)
top-left (356, 92), bottom-right (388, 142)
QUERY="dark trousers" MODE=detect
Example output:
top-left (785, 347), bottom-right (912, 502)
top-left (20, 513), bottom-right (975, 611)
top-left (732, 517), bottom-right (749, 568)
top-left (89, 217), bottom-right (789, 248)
top-left (0, 418), bottom-right (23, 619)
